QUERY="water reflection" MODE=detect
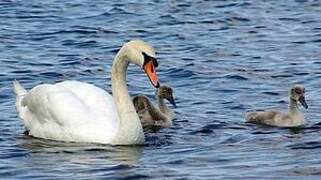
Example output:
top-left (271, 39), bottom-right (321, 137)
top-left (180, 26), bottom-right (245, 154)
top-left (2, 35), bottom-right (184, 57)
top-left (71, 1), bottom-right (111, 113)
top-left (17, 135), bottom-right (143, 166)
top-left (2, 0), bottom-right (321, 178)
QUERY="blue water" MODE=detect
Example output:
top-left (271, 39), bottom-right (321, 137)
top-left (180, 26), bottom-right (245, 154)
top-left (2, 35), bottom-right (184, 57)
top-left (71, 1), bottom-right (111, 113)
top-left (1, 0), bottom-right (321, 179)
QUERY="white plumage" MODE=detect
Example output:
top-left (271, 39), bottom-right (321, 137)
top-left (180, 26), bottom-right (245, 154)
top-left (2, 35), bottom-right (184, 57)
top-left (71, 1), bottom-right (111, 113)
top-left (14, 80), bottom-right (119, 143)
top-left (13, 40), bottom-right (159, 145)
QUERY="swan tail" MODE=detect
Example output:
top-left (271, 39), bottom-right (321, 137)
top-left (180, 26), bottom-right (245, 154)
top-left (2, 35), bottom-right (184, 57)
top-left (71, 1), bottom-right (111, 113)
top-left (13, 80), bottom-right (27, 113)
top-left (13, 80), bottom-right (27, 97)
top-left (13, 80), bottom-right (31, 130)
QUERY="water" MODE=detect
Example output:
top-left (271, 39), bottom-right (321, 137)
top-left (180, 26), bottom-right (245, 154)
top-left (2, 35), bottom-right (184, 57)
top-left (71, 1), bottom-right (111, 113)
top-left (1, 0), bottom-right (321, 179)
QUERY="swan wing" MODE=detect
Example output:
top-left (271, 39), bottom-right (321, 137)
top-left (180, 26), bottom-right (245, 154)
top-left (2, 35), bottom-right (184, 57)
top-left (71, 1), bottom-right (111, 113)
top-left (18, 80), bottom-right (119, 143)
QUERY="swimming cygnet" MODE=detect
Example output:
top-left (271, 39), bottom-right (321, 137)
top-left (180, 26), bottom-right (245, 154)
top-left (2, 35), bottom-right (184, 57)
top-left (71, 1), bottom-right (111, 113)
top-left (133, 85), bottom-right (176, 128)
top-left (246, 84), bottom-right (308, 127)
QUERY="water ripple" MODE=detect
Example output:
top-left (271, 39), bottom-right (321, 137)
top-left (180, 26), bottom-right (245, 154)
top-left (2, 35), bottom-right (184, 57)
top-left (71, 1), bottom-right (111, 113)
top-left (1, 0), bottom-right (321, 179)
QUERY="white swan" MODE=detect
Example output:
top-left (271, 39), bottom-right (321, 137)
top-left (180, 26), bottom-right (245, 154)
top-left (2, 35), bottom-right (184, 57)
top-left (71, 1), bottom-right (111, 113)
top-left (13, 40), bottom-right (160, 145)
top-left (246, 84), bottom-right (308, 127)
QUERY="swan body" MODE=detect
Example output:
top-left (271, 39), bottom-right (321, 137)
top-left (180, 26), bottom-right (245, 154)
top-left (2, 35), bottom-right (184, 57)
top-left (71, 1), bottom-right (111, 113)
top-left (133, 86), bottom-right (176, 127)
top-left (13, 40), bottom-right (160, 145)
top-left (246, 85), bottom-right (308, 127)
top-left (14, 81), bottom-right (120, 143)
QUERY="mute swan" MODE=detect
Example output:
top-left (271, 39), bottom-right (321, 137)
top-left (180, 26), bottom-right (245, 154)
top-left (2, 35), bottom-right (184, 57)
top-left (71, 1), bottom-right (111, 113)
top-left (13, 40), bottom-right (160, 145)
top-left (133, 85), bottom-right (176, 127)
top-left (246, 84), bottom-right (308, 127)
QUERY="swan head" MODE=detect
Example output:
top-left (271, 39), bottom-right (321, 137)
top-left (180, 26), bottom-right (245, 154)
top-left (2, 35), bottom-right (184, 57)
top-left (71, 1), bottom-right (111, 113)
top-left (124, 40), bottom-right (159, 88)
top-left (157, 85), bottom-right (177, 108)
top-left (290, 84), bottom-right (308, 109)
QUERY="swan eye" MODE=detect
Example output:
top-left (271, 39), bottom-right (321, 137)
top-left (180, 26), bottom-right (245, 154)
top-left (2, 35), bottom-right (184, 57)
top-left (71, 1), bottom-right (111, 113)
top-left (142, 52), bottom-right (158, 67)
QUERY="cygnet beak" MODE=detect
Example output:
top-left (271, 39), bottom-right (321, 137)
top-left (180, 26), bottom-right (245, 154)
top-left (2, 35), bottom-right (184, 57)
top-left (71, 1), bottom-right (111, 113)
top-left (168, 96), bottom-right (177, 108)
top-left (299, 95), bottom-right (308, 109)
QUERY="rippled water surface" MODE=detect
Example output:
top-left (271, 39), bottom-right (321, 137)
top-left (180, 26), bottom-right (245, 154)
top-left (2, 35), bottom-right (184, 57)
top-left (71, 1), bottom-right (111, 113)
top-left (2, 0), bottom-right (321, 179)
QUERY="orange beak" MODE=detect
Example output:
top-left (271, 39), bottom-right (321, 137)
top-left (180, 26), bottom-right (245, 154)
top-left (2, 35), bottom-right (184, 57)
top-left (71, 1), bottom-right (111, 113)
top-left (143, 60), bottom-right (159, 88)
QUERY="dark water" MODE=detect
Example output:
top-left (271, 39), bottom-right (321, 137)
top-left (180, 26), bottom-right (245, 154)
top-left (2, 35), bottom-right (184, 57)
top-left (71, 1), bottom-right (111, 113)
top-left (1, 0), bottom-right (321, 179)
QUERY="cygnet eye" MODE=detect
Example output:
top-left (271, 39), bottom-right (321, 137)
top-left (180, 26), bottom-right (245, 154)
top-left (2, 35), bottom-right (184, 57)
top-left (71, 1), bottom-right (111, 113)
top-left (295, 89), bottom-right (303, 95)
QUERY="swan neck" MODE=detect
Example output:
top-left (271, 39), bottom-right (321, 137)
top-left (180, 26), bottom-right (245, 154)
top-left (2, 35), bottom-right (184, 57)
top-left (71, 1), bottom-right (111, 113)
top-left (157, 96), bottom-right (168, 113)
top-left (145, 99), bottom-right (166, 119)
top-left (111, 48), bottom-right (144, 144)
top-left (288, 97), bottom-right (305, 126)
top-left (289, 98), bottom-right (300, 115)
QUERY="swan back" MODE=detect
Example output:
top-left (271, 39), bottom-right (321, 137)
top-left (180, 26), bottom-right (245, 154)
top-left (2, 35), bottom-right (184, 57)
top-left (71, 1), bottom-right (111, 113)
top-left (15, 81), bottom-right (120, 143)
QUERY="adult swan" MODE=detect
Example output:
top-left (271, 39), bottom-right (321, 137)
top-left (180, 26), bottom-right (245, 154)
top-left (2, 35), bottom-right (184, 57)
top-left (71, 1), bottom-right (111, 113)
top-left (13, 40), bottom-right (160, 145)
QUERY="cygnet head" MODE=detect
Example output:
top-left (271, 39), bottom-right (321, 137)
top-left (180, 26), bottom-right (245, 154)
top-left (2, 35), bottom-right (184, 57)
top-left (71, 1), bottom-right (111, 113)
top-left (133, 96), bottom-right (149, 112)
top-left (290, 84), bottom-right (308, 109)
top-left (122, 39), bottom-right (159, 88)
top-left (157, 85), bottom-right (176, 108)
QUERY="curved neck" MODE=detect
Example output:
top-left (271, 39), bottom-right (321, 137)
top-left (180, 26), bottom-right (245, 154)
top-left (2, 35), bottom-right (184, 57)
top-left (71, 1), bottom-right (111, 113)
top-left (145, 98), bottom-right (167, 120)
top-left (288, 98), bottom-right (304, 122)
top-left (289, 98), bottom-right (300, 115)
top-left (157, 96), bottom-right (169, 114)
top-left (288, 97), bottom-right (305, 126)
top-left (156, 96), bottom-right (172, 115)
top-left (155, 96), bottom-right (173, 126)
top-left (111, 48), bottom-right (144, 144)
